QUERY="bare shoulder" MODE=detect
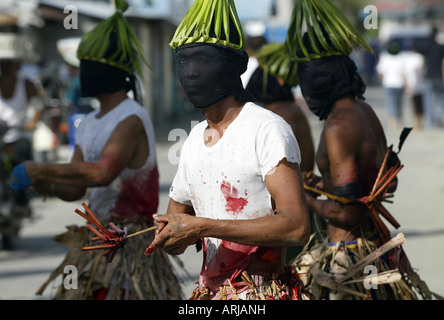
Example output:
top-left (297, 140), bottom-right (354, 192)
top-left (115, 114), bottom-right (145, 134)
top-left (324, 103), bottom-right (366, 153)
top-left (268, 101), bottom-right (304, 119)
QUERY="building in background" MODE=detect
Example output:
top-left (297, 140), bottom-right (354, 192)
top-left (0, 0), bottom-right (298, 130)
top-left (3, 0), bottom-right (443, 127)
top-left (373, 0), bottom-right (444, 48)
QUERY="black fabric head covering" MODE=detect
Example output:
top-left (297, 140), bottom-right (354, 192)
top-left (175, 43), bottom-right (255, 109)
top-left (172, 2), bottom-right (254, 108)
top-left (246, 66), bottom-right (294, 105)
top-left (296, 27), bottom-right (366, 120)
top-left (80, 32), bottom-right (137, 99)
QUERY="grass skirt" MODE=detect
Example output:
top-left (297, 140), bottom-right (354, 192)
top-left (36, 222), bottom-right (185, 300)
top-left (290, 231), bottom-right (442, 300)
top-left (189, 266), bottom-right (313, 300)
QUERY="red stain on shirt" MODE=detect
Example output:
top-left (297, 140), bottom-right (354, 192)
top-left (220, 180), bottom-right (248, 214)
top-left (112, 166), bottom-right (159, 223)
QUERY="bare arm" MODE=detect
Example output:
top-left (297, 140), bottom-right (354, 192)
top-left (290, 110), bottom-right (315, 173)
top-left (33, 145), bottom-right (87, 201)
top-left (25, 115), bottom-right (148, 198)
top-left (147, 158), bottom-right (311, 254)
top-left (306, 123), bottom-right (367, 228)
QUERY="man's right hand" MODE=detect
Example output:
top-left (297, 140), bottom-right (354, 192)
top-left (145, 213), bottom-right (199, 256)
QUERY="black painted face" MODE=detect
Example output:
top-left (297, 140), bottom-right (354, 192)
top-left (175, 44), bottom-right (248, 108)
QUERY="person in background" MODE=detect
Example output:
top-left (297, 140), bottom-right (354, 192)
top-left (0, 41), bottom-right (43, 219)
top-left (421, 26), bottom-right (444, 129)
top-left (404, 43), bottom-right (426, 130)
top-left (11, 1), bottom-right (183, 300)
top-left (241, 21), bottom-right (268, 88)
top-left (376, 40), bottom-right (406, 130)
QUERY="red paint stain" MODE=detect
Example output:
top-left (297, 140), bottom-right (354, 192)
top-left (220, 180), bottom-right (248, 214)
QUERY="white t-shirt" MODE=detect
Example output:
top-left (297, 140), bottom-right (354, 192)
top-left (169, 102), bottom-right (301, 290)
top-left (376, 52), bottom-right (406, 88)
top-left (403, 51), bottom-right (425, 94)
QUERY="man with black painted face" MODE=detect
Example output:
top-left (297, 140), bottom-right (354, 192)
top-left (146, 0), bottom-right (312, 300)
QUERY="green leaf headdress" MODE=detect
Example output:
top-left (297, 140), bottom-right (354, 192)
top-left (254, 42), bottom-right (299, 86)
top-left (76, 0), bottom-right (150, 77)
top-left (169, 0), bottom-right (246, 51)
top-left (257, 0), bottom-right (373, 87)
top-left (285, 0), bottom-right (373, 61)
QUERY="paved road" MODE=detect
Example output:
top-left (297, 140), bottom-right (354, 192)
top-left (1, 85), bottom-right (443, 300)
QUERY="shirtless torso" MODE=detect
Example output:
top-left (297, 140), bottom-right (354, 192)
top-left (306, 96), bottom-right (393, 243)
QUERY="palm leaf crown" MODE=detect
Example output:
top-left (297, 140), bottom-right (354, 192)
top-left (169, 0), bottom-right (246, 51)
top-left (255, 42), bottom-right (299, 86)
top-left (76, 0), bottom-right (150, 76)
top-left (285, 0), bottom-right (373, 61)
top-left (257, 0), bottom-right (373, 86)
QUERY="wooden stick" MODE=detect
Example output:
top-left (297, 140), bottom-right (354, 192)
top-left (335, 232), bottom-right (406, 284)
top-left (86, 224), bottom-right (108, 242)
top-left (374, 202), bottom-right (401, 229)
top-left (372, 165), bottom-right (403, 200)
top-left (372, 164), bottom-right (396, 197)
top-left (82, 203), bottom-right (101, 226)
top-left (342, 269), bottom-right (402, 285)
top-left (303, 185), bottom-right (352, 204)
top-left (75, 209), bottom-right (99, 228)
top-left (108, 222), bottom-right (124, 234)
top-left (125, 226), bottom-right (158, 239)
top-left (368, 207), bottom-right (390, 244)
top-left (81, 203), bottom-right (113, 237)
top-left (314, 272), bottom-right (371, 299)
top-left (373, 207), bottom-right (391, 240)
top-left (83, 252), bottom-right (102, 300)
top-left (371, 149), bottom-right (390, 196)
top-left (75, 208), bottom-right (112, 238)
top-left (82, 243), bottom-right (116, 251)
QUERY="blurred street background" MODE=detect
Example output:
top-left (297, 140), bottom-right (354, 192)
top-left (1, 0), bottom-right (444, 300)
